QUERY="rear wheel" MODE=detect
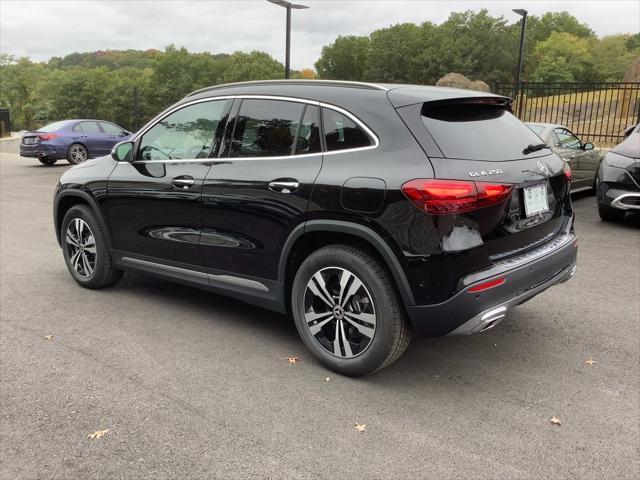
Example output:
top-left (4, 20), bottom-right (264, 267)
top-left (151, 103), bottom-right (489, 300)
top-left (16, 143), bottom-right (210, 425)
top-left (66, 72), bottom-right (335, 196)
top-left (598, 204), bottom-right (625, 222)
top-left (67, 144), bottom-right (88, 165)
top-left (38, 158), bottom-right (57, 166)
top-left (61, 205), bottom-right (123, 288)
top-left (291, 244), bottom-right (411, 376)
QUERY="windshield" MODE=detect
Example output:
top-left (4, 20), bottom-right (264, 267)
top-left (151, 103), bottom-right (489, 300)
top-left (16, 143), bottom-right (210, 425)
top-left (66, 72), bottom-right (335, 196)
top-left (421, 103), bottom-right (549, 161)
top-left (39, 121), bottom-right (70, 132)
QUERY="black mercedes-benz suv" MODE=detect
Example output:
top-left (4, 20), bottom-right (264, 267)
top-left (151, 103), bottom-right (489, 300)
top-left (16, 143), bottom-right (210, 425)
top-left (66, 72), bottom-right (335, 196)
top-left (54, 80), bottom-right (578, 376)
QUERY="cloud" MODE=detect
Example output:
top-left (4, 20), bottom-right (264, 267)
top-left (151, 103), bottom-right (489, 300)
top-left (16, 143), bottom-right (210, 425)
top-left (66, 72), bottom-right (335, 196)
top-left (1, 0), bottom-right (638, 69)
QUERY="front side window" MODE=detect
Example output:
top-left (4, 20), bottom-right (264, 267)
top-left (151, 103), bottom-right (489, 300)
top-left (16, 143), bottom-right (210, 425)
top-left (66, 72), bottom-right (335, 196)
top-left (138, 101), bottom-right (226, 161)
top-left (554, 128), bottom-right (582, 149)
top-left (322, 108), bottom-right (372, 152)
top-left (295, 105), bottom-right (322, 155)
top-left (230, 99), bottom-right (304, 158)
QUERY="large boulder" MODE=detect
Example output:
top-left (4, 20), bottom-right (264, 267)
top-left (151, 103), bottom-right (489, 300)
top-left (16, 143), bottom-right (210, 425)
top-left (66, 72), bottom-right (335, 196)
top-left (436, 73), bottom-right (491, 92)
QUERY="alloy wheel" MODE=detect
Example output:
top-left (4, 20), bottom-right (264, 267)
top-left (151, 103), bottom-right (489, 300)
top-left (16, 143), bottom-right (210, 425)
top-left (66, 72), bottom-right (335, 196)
top-left (65, 218), bottom-right (96, 278)
top-left (303, 267), bottom-right (376, 358)
top-left (70, 145), bottom-right (87, 163)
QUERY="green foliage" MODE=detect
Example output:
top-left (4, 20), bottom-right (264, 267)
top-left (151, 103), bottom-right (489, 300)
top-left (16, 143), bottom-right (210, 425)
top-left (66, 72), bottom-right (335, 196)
top-left (530, 32), bottom-right (593, 82)
top-left (0, 10), bottom-right (637, 132)
top-left (314, 9), bottom-right (636, 87)
top-left (0, 46), bottom-right (284, 131)
top-left (591, 35), bottom-right (640, 82)
top-left (315, 35), bottom-right (370, 80)
top-left (363, 23), bottom-right (423, 82)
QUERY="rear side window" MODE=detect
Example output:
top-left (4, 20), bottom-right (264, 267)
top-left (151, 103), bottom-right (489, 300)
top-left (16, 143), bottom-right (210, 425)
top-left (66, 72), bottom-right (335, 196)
top-left (100, 122), bottom-right (123, 134)
top-left (421, 102), bottom-right (547, 161)
top-left (322, 108), bottom-right (372, 152)
top-left (230, 99), bottom-right (304, 158)
top-left (73, 122), bottom-right (101, 133)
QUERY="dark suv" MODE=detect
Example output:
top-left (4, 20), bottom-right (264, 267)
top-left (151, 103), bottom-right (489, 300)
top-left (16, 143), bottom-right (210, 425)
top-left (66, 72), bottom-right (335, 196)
top-left (54, 80), bottom-right (578, 376)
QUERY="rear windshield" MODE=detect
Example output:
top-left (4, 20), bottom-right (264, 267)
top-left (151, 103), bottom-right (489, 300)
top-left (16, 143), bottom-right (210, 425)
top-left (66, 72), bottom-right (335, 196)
top-left (527, 124), bottom-right (545, 136)
top-left (39, 121), bottom-right (70, 132)
top-left (421, 103), bottom-right (548, 161)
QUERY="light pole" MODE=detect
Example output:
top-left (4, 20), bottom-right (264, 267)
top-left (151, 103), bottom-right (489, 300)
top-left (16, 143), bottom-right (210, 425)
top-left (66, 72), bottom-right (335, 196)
top-left (268, 0), bottom-right (309, 79)
top-left (513, 8), bottom-right (528, 112)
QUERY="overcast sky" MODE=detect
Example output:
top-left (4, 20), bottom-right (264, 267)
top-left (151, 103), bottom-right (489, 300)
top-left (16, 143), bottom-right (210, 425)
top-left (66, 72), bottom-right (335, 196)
top-left (1, 0), bottom-right (638, 69)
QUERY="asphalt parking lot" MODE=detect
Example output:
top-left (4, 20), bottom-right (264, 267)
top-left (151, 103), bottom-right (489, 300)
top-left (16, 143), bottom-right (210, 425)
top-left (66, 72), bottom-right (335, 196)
top-left (1, 147), bottom-right (639, 479)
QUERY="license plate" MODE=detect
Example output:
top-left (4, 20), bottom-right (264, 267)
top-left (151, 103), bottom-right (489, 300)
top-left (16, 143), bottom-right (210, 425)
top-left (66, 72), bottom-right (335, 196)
top-left (23, 136), bottom-right (36, 145)
top-left (523, 184), bottom-right (549, 217)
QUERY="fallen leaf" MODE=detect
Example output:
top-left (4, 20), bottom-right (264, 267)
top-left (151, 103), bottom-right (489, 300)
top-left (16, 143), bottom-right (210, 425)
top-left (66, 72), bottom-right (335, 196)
top-left (87, 428), bottom-right (109, 439)
top-left (43, 335), bottom-right (53, 341)
top-left (585, 358), bottom-right (597, 365)
top-left (355, 423), bottom-right (366, 433)
top-left (287, 357), bottom-right (298, 365)
top-left (550, 416), bottom-right (563, 426)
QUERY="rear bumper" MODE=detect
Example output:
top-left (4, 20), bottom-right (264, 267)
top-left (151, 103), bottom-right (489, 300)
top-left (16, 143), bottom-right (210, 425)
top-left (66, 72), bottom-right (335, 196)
top-left (406, 232), bottom-right (578, 336)
top-left (20, 143), bottom-right (61, 159)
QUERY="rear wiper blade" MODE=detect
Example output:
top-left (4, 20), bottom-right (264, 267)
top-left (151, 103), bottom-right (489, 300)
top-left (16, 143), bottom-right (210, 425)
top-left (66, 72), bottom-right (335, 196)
top-left (523, 143), bottom-right (550, 155)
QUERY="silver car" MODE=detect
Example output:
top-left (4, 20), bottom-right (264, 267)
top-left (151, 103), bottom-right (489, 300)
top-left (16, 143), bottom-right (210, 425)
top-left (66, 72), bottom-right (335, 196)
top-left (527, 122), bottom-right (603, 193)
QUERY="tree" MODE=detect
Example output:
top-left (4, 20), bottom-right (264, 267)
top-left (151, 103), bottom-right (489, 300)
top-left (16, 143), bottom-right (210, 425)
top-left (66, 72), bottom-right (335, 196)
top-left (364, 23), bottom-right (423, 83)
top-left (314, 35), bottom-right (369, 80)
top-left (528, 11), bottom-right (595, 45)
top-left (590, 35), bottom-right (640, 82)
top-left (531, 32), bottom-right (593, 82)
top-left (220, 51), bottom-right (284, 83)
top-left (297, 68), bottom-right (317, 79)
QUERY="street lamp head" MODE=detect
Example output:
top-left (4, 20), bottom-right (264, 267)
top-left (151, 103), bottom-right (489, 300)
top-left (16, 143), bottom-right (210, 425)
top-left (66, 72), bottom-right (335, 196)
top-left (512, 9), bottom-right (528, 17)
top-left (268, 0), bottom-right (310, 8)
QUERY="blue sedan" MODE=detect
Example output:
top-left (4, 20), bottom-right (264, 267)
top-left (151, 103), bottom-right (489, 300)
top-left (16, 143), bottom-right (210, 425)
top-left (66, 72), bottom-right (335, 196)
top-left (20, 119), bottom-right (131, 166)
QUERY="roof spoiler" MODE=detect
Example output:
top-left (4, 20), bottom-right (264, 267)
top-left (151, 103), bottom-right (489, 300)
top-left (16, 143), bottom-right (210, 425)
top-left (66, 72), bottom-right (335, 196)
top-left (423, 96), bottom-right (513, 110)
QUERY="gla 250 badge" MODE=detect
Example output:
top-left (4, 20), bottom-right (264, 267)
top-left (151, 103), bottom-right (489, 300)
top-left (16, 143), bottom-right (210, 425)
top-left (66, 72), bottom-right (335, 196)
top-left (468, 169), bottom-right (503, 177)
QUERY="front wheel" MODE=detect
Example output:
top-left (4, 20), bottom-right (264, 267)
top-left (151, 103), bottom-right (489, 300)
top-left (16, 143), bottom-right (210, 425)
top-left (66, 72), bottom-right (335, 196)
top-left (38, 157), bottom-right (57, 166)
top-left (67, 144), bottom-right (88, 165)
top-left (61, 205), bottom-right (123, 288)
top-left (291, 245), bottom-right (411, 376)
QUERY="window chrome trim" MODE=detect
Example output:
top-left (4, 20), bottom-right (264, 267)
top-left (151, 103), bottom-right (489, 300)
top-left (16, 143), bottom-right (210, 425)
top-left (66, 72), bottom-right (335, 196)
top-left (132, 94), bottom-right (379, 164)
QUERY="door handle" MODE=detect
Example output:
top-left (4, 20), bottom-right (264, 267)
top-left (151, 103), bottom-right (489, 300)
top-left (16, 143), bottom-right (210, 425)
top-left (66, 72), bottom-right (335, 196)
top-left (171, 176), bottom-right (195, 190)
top-left (268, 179), bottom-right (299, 193)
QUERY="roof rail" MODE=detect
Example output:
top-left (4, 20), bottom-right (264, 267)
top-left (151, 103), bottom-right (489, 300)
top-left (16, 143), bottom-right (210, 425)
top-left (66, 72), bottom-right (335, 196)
top-left (186, 79), bottom-right (388, 97)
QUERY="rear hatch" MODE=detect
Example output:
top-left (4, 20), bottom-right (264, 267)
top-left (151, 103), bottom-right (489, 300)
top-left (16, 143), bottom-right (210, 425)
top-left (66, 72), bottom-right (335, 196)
top-left (396, 96), bottom-right (572, 259)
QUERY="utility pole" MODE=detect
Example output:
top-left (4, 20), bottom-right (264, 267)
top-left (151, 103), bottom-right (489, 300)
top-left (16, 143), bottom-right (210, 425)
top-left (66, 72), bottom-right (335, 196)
top-left (267, 0), bottom-right (309, 79)
top-left (513, 8), bottom-right (528, 114)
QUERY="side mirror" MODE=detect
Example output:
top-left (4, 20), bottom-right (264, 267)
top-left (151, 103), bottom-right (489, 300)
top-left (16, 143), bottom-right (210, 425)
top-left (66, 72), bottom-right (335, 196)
top-left (623, 125), bottom-right (636, 138)
top-left (583, 142), bottom-right (594, 151)
top-left (111, 141), bottom-right (133, 162)
top-left (123, 130), bottom-right (131, 136)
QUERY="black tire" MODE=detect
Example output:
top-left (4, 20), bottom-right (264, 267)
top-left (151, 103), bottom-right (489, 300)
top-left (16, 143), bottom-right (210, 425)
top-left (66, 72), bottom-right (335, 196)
top-left (38, 157), bottom-right (57, 166)
top-left (291, 244), bottom-right (411, 376)
top-left (598, 204), bottom-right (625, 222)
top-left (66, 143), bottom-right (88, 165)
top-left (61, 205), bottom-right (123, 289)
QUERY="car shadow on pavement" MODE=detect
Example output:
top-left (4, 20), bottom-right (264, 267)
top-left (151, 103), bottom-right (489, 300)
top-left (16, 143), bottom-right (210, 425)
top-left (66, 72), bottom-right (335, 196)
top-left (107, 271), bottom-right (547, 389)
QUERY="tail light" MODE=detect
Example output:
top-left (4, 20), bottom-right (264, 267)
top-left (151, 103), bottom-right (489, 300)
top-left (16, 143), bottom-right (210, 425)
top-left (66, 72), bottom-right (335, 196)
top-left (402, 179), bottom-right (513, 215)
top-left (37, 133), bottom-right (60, 141)
top-left (563, 162), bottom-right (572, 182)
